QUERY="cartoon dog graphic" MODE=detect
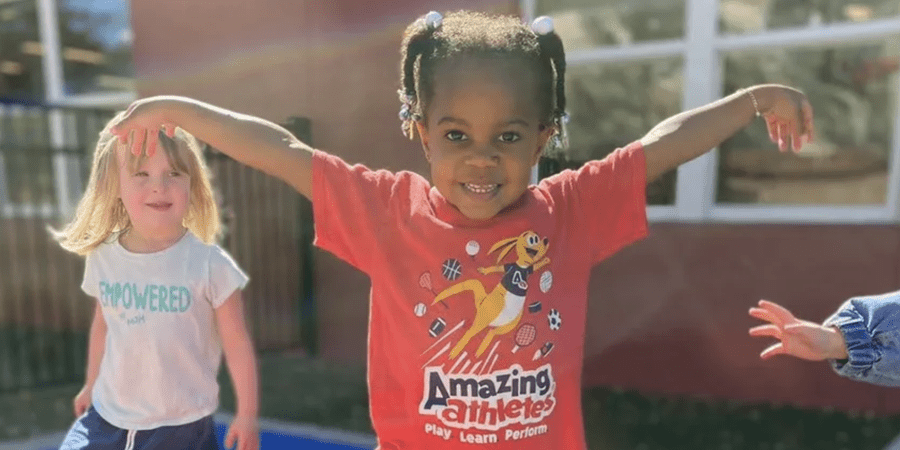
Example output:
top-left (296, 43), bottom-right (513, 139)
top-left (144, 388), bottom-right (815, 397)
top-left (433, 231), bottom-right (550, 358)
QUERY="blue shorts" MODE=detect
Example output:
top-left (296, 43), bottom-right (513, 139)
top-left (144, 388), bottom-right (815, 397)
top-left (59, 406), bottom-right (219, 450)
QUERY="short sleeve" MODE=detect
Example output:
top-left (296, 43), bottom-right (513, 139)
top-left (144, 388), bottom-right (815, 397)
top-left (207, 245), bottom-right (249, 308)
top-left (311, 150), bottom-right (406, 273)
top-left (540, 142), bottom-right (648, 263)
top-left (81, 252), bottom-right (99, 298)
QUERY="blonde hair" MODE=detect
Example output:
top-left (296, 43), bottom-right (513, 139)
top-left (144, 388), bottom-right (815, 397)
top-left (54, 114), bottom-right (220, 255)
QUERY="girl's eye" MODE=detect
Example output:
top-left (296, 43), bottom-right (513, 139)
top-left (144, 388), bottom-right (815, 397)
top-left (444, 130), bottom-right (467, 142)
top-left (169, 171), bottom-right (181, 177)
top-left (499, 132), bottom-right (521, 143)
top-left (133, 171), bottom-right (148, 177)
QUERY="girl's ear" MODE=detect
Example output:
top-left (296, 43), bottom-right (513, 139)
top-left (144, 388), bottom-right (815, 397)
top-left (416, 121), bottom-right (431, 162)
top-left (533, 124), bottom-right (556, 165)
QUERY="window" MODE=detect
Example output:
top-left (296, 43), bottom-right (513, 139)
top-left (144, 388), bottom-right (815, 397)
top-left (718, 39), bottom-right (898, 206)
top-left (525, 0), bottom-right (900, 223)
top-left (537, 0), bottom-right (686, 51)
top-left (720, 0), bottom-right (900, 35)
top-left (0, 0), bottom-right (44, 100)
top-left (557, 58), bottom-right (683, 205)
top-left (58, 0), bottom-right (134, 95)
top-left (0, 0), bottom-right (134, 219)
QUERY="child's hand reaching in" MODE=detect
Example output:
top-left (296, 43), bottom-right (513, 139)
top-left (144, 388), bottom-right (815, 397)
top-left (223, 415), bottom-right (259, 450)
top-left (110, 97), bottom-right (180, 157)
top-left (749, 300), bottom-right (848, 361)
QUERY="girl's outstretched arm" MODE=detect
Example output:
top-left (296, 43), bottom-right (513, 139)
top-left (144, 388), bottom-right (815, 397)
top-left (216, 290), bottom-right (260, 450)
top-left (640, 84), bottom-right (814, 182)
top-left (111, 96), bottom-right (313, 198)
top-left (73, 302), bottom-right (106, 417)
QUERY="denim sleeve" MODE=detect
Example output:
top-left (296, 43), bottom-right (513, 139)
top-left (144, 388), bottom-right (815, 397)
top-left (823, 291), bottom-right (900, 387)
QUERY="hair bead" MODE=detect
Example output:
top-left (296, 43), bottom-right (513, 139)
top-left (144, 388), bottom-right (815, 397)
top-left (531, 16), bottom-right (554, 35)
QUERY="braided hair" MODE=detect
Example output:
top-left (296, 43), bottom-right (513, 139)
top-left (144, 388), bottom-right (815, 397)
top-left (398, 11), bottom-right (568, 149)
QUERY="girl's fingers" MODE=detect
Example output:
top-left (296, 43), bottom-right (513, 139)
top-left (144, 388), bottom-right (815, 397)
top-left (778, 121), bottom-right (790, 151)
top-left (791, 132), bottom-right (802, 152)
top-left (803, 101), bottom-right (816, 142)
top-left (145, 129), bottom-right (159, 158)
top-left (766, 116), bottom-right (778, 143)
top-left (224, 429), bottom-right (236, 449)
top-left (163, 123), bottom-right (176, 138)
top-left (757, 300), bottom-right (796, 323)
top-left (748, 307), bottom-right (780, 326)
top-left (749, 323), bottom-right (782, 338)
top-left (131, 128), bottom-right (146, 156)
top-left (760, 342), bottom-right (785, 359)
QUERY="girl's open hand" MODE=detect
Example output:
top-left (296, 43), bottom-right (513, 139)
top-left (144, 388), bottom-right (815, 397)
top-left (751, 84), bottom-right (815, 153)
top-left (109, 97), bottom-right (179, 157)
top-left (223, 415), bottom-right (259, 450)
top-left (748, 299), bottom-right (848, 361)
top-left (73, 385), bottom-right (91, 417)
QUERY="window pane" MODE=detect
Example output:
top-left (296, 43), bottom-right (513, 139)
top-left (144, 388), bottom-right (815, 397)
top-left (58, 0), bottom-right (134, 95)
top-left (720, 0), bottom-right (900, 35)
top-left (717, 39), bottom-right (899, 205)
top-left (0, 107), bottom-right (54, 206)
top-left (543, 58), bottom-right (682, 206)
top-left (536, 0), bottom-right (686, 51)
top-left (0, 0), bottom-right (44, 100)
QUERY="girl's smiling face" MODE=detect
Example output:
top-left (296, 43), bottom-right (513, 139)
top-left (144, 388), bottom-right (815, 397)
top-left (117, 142), bottom-right (191, 242)
top-left (417, 56), bottom-right (553, 221)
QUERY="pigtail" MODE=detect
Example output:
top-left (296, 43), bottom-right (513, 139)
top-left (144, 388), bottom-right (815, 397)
top-left (398, 11), bottom-right (443, 140)
top-left (532, 16), bottom-right (569, 150)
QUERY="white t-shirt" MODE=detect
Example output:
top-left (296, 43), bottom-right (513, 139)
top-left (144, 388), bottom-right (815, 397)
top-left (81, 232), bottom-right (248, 430)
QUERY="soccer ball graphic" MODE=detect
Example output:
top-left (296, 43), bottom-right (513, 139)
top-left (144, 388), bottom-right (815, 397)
top-left (547, 309), bottom-right (562, 330)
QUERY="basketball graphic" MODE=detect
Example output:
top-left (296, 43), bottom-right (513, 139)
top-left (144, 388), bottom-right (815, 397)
top-left (511, 323), bottom-right (537, 353)
top-left (547, 309), bottom-right (562, 330)
top-left (441, 258), bottom-right (462, 280)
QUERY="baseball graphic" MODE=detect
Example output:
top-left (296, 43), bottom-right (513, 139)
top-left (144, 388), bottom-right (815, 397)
top-left (465, 240), bottom-right (480, 257)
top-left (414, 302), bottom-right (427, 317)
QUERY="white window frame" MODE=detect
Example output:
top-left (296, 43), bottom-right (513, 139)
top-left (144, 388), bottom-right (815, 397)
top-left (524, 0), bottom-right (900, 224)
top-left (0, 0), bottom-right (135, 219)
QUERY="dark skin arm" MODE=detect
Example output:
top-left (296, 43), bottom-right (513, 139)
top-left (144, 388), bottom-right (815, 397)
top-left (641, 84), bottom-right (814, 182)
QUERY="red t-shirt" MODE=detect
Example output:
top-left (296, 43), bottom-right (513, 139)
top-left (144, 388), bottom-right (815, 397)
top-left (313, 143), bottom-right (648, 449)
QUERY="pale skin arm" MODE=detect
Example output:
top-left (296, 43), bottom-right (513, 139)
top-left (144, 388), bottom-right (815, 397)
top-left (641, 84), bottom-right (815, 183)
top-left (748, 300), bottom-right (849, 361)
top-left (74, 302), bottom-right (106, 416)
top-left (216, 290), bottom-right (260, 450)
top-left (110, 96), bottom-right (313, 198)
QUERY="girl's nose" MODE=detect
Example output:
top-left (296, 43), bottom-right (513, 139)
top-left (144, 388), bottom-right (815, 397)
top-left (465, 146), bottom-right (500, 167)
top-left (150, 176), bottom-right (167, 192)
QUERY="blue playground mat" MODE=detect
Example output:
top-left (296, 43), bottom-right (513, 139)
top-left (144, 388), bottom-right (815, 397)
top-left (0, 414), bottom-right (376, 450)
